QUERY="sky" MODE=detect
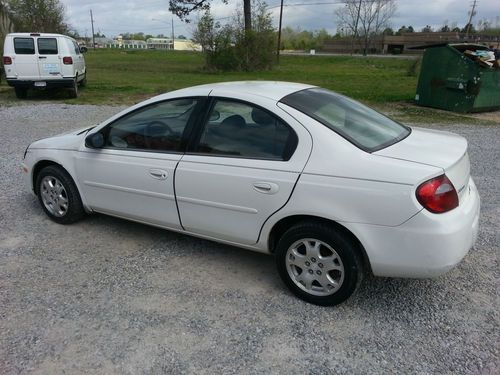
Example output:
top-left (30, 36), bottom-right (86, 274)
top-left (61, 0), bottom-right (500, 39)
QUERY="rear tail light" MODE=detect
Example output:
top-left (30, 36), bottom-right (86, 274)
top-left (416, 174), bottom-right (458, 213)
top-left (62, 56), bottom-right (73, 65)
top-left (3, 56), bottom-right (12, 65)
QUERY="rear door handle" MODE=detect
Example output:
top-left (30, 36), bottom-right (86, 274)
top-left (149, 169), bottom-right (168, 180)
top-left (38, 56), bottom-right (47, 59)
top-left (253, 182), bottom-right (279, 194)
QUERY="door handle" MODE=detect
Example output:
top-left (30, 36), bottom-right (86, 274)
top-left (253, 182), bottom-right (279, 194)
top-left (149, 169), bottom-right (168, 180)
top-left (38, 56), bottom-right (47, 59)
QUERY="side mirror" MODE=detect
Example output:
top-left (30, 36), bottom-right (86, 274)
top-left (79, 46), bottom-right (88, 53)
top-left (85, 132), bottom-right (104, 148)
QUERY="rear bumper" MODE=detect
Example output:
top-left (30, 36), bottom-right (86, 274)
top-left (352, 177), bottom-right (480, 278)
top-left (6, 78), bottom-right (74, 88)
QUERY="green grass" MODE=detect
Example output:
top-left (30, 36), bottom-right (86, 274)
top-left (1, 49), bottom-right (498, 124)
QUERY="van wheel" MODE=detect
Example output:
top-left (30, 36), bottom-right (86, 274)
top-left (79, 73), bottom-right (87, 87)
top-left (275, 222), bottom-right (363, 306)
top-left (15, 87), bottom-right (28, 99)
top-left (68, 77), bottom-right (79, 98)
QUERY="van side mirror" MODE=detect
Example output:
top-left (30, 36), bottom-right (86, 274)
top-left (80, 46), bottom-right (88, 53)
top-left (85, 132), bottom-right (104, 148)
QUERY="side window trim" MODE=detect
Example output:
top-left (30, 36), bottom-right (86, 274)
top-left (188, 97), bottom-right (298, 161)
top-left (96, 96), bottom-right (207, 154)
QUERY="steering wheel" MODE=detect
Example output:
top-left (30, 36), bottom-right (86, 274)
top-left (144, 121), bottom-right (174, 149)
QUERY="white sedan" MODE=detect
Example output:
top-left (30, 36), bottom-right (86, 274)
top-left (22, 81), bottom-right (480, 306)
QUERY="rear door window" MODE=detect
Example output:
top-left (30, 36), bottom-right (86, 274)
top-left (37, 38), bottom-right (58, 54)
top-left (14, 38), bottom-right (35, 54)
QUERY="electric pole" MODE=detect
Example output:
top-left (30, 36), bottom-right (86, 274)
top-left (277, 0), bottom-right (284, 63)
top-left (171, 17), bottom-right (175, 50)
top-left (90, 9), bottom-right (95, 49)
top-left (465, 0), bottom-right (477, 39)
top-left (351, 0), bottom-right (362, 55)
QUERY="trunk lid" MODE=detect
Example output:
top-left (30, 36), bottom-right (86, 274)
top-left (375, 127), bottom-right (470, 202)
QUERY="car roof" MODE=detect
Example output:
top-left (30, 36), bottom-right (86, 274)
top-left (7, 33), bottom-right (70, 38)
top-left (167, 81), bottom-right (317, 102)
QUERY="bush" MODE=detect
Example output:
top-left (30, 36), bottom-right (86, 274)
top-left (193, 1), bottom-right (276, 72)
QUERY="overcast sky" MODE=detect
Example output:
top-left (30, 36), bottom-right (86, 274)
top-left (61, 0), bottom-right (500, 38)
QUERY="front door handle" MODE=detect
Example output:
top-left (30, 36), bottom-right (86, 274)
top-left (38, 56), bottom-right (47, 59)
top-left (253, 182), bottom-right (279, 194)
top-left (149, 169), bottom-right (168, 180)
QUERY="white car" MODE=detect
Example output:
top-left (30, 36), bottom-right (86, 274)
top-left (3, 32), bottom-right (87, 99)
top-left (21, 81), bottom-right (480, 306)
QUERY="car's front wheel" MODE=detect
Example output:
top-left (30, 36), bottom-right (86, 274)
top-left (36, 165), bottom-right (85, 224)
top-left (276, 222), bottom-right (363, 306)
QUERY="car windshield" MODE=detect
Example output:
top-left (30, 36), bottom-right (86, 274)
top-left (280, 88), bottom-right (410, 152)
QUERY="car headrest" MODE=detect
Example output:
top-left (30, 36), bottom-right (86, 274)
top-left (251, 108), bottom-right (275, 125)
top-left (220, 114), bottom-right (246, 129)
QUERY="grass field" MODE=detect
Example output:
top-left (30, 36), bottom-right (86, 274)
top-left (1, 49), bottom-right (497, 124)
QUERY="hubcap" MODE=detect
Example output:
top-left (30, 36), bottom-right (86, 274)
top-left (40, 176), bottom-right (69, 217)
top-left (285, 238), bottom-right (345, 297)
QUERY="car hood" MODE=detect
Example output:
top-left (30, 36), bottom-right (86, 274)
top-left (29, 126), bottom-right (93, 150)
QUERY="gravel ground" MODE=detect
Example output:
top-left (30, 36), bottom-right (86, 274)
top-left (0, 104), bottom-right (498, 374)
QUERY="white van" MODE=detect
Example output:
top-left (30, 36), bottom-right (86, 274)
top-left (2, 33), bottom-right (87, 99)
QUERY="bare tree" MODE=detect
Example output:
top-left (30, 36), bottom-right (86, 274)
top-left (335, 0), bottom-right (396, 55)
top-left (169, 0), bottom-right (252, 31)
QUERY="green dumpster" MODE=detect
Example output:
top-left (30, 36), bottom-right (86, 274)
top-left (414, 43), bottom-right (500, 113)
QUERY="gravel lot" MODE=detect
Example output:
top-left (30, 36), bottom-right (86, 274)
top-left (0, 104), bottom-right (498, 374)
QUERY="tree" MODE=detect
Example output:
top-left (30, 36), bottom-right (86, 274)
top-left (6, 0), bottom-right (69, 33)
top-left (396, 25), bottom-right (414, 35)
top-left (192, 1), bottom-right (275, 71)
top-left (421, 25), bottom-right (433, 32)
top-left (335, 0), bottom-right (397, 55)
top-left (169, 0), bottom-right (252, 31)
top-left (383, 27), bottom-right (394, 35)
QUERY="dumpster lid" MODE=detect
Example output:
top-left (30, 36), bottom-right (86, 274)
top-left (408, 43), bottom-right (490, 51)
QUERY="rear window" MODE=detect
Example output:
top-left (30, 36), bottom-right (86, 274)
top-left (280, 88), bottom-right (411, 152)
top-left (37, 38), bottom-right (58, 54)
top-left (14, 38), bottom-right (35, 54)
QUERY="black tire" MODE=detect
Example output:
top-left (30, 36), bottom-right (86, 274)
top-left (68, 77), bottom-right (79, 98)
top-left (15, 87), bottom-right (28, 99)
top-left (79, 72), bottom-right (87, 87)
top-left (35, 165), bottom-right (86, 224)
top-left (275, 222), bottom-right (363, 306)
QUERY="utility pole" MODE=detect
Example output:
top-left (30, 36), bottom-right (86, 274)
top-left (465, 0), bottom-right (477, 39)
top-left (277, 0), bottom-right (284, 63)
top-left (350, 0), bottom-right (362, 55)
top-left (171, 17), bottom-right (175, 50)
top-left (90, 9), bottom-right (95, 49)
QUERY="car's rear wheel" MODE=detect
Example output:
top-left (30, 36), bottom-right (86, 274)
top-left (68, 77), bottom-right (78, 98)
top-left (276, 222), bottom-right (363, 306)
top-left (36, 165), bottom-right (85, 224)
top-left (15, 87), bottom-right (28, 99)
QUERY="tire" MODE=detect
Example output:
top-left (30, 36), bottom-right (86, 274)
top-left (79, 72), bottom-right (87, 87)
top-left (15, 87), bottom-right (28, 99)
top-left (275, 222), bottom-right (363, 306)
top-left (35, 165), bottom-right (86, 224)
top-left (68, 77), bottom-right (79, 98)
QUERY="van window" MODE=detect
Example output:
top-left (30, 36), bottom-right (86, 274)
top-left (72, 40), bottom-right (80, 55)
top-left (37, 38), bottom-right (58, 54)
top-left (14, 38), bottom-right (35, 54)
